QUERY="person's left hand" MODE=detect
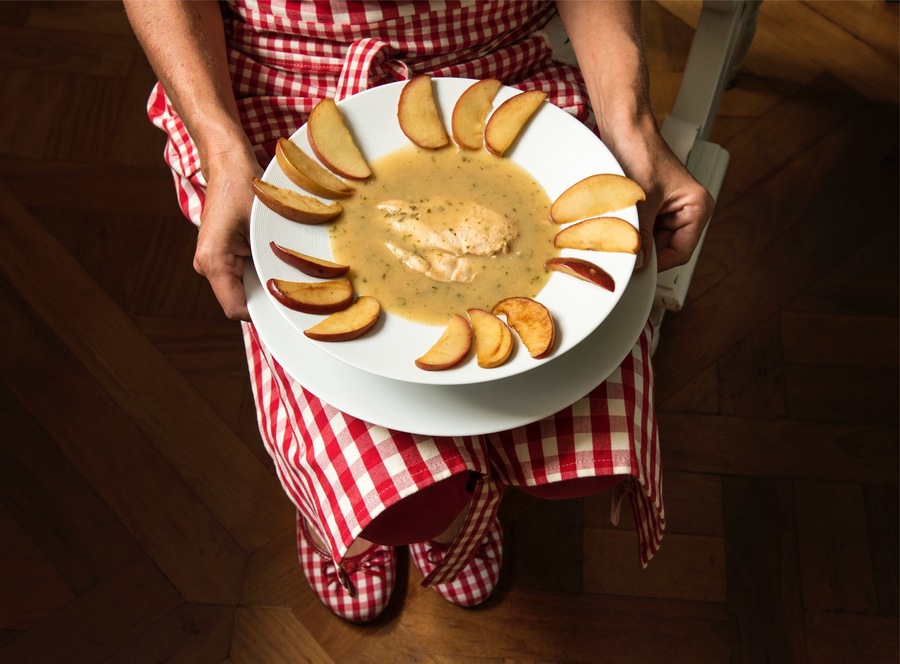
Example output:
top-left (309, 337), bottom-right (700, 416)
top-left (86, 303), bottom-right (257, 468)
top-left (606, 126), bottom-right (714, 273)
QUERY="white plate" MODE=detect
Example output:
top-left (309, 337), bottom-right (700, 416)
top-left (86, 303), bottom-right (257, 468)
top-left (249, 78), bottom-right (639, 386)
top-left (245, 247), bottom-right (656, 437)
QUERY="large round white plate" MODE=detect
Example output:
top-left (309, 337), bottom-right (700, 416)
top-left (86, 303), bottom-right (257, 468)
top-left (249, 78), bottom-right (639, 386)
top-left (245, 247), bottom-right (655, 438)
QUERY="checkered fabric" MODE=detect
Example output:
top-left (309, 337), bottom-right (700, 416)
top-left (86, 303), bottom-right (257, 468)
top-left (297, 513), bottom-right (395, 622)
top-left (146, 0), bottom-right (665, 590)
top-left (409, 516), bottom-right (503, 606)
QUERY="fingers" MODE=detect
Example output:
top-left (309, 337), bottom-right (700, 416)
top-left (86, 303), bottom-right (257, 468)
top-left (207, 267), bottom-right (250, 321)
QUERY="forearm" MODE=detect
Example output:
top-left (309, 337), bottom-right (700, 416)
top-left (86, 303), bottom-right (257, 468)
top-left (556, 0), bottom-right (657, 150)
top-left (123, 0), bottom-right (253, 173)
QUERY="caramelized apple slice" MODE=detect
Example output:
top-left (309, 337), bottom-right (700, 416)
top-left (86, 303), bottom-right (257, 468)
top-left (415, 314), bottom-right (473, 371)
top-left (304, 296), bottom-right (381, 341)
top-left (269, 241), bottom-right (349, 278)
top-left (553, 217), bottom-right (641, 254)
top-left (492, 297), bottom-right (555, 359)
top-left (398, 75), bottom-right (449, 149)
top-left (550, 174), bottom-right (646, 223)
top-left (252, 178), bottom-right (342, 224)
top-left (451, 78), bottom-right (502, 150)
top-left (484, 89), bottom-right (547, 156)
top-left (307, 98), bottom-right (372, 180)
top-left (267, 277), bottom-right (353, 314)
top-left (275, 138), bottom-right (353, 199)
top-left (545, 257), bottom-right (615, 292)
top-left (467, 308), bottom-right (514, 368)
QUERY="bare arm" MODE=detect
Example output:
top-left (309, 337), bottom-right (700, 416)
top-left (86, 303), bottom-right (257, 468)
top-left (556, 0), bottom-right (714, 272)
top-left (124, 0), bottom-right (260, 320)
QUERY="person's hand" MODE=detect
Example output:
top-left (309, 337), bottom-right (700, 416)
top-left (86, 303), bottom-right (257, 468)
top-left (605, 122), bottom-right (715, 273)
top-left (192, 148), bottom-right (263, 321)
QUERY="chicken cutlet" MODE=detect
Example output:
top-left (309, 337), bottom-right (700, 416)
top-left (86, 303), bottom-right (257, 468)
top-left (378, 199), bottom-right (520, 283)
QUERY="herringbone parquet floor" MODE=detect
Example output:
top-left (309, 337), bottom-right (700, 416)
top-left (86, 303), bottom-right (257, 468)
top-left (0, 1), bottom-right (897, 662)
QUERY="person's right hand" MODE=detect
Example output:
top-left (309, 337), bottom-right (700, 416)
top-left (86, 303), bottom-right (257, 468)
top-left (192, 148), bottom-right (263, 321)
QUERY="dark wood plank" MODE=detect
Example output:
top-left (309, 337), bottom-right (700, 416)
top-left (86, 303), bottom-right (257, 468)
top-left (794, 480), bottom-right (878, 615)
top-left (785, 364), bottom-right (898, 427)
top-left (0, 181), bottom-right (289, 552)
top-left (0, 559), bottom-right (182, 664)
top-left (804, 610), bottom-right (899, 664)
top-left (723, 476), bottom-right (806, 663)
top-left (781, 311), bottom-right (899, 370)
top-left (104, 603), bottom-right (235, 664)
top-left (660, 412), bottom-right (898, 485)
top-left (0, 379), bottom-right (143, 596)
top-left (0, 275), bottom-right (247, 605)
top-left (864, 484), bottom-right (900, 616)
top-left (717, 317), bottom-right (786, 419)
top-left (584, 529), bottom-right (726, 603)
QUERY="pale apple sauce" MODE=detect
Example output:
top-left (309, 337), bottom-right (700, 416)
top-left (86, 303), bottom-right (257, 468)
top-left (329, 145), bottom-right (559, 325)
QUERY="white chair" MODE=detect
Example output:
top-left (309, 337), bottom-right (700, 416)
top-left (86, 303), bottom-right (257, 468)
top-left (652, 0), bottom-right (761, 352)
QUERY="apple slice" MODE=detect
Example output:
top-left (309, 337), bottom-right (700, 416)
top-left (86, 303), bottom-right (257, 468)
top-left (252, 178), bottom-right (342, 224)
top-left (492, 297), bottom-right (555, 359)
top-left (398, 75), bottom-right (449, 149)
top-left (545, 257), bottom-right (615, 292)
top-left (484, 89), bottom-right (547, 156)
top-left (267, 277), bottom-right (353, 314)
top-left (269, 241), bottom-right (349, 278)
top-left (307, 98), bottom-right (372, 180)
top-left (550, 174), bottom-right (646, 223)
top-left (553, 216), bottom-right (641, 254)
top-left (467, 308), bottom-right (514, 368)
top-left (415, 313), bottom-right (472, 371)
top-left (451, 78), bottom-right (502, 150)
top-left (275, 138), bottom-right (353, 199)
top-left (304, 296), bottom-right (381, 341)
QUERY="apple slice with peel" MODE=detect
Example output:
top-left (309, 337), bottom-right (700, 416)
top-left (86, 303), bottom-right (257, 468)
top-left (398, 75), bottom-right (449, 149)
top-left (550, 174), bottom-right (646, 223)
top-left (553, 216), bottom-right (641, 254)
top-left (267, 277), bottom-right (353, 314)
top-left (269, 241), bottom-right (349, 278)
top-left (451, 78), bottom-right (502, 150)
top-left (304, 296), bottom-right (381, 342)
top-left (492, 297), bottom-right (555, 359)
top-left (467, 308), bottom-right (514, 368)
top-left (484, 89), bottom-right (547, 156)
top-left (545, 257), bottom-right (615, 292)
top-left (275, 138), bottom-right (353, 199)
top-left (415, 314), bottom-right (472, 371)
top-left (252, 178), bottom-right (342, 224)
top-left (307, 98), bottom-right (372, 180)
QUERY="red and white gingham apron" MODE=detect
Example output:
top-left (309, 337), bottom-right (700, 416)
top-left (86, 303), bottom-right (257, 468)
top-left (147, 0), bottom-right (664, 589)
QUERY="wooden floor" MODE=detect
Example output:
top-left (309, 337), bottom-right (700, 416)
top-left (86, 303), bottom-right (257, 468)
top-left (1, 1), bottom-right (897, 662)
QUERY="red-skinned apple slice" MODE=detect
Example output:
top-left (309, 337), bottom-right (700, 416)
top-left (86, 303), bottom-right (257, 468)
top-left (550, 174), bottom-right (646, 223)
top-left (415, 314), bottom-right (472, 371)
top-left (252, 178), bottom-right (342, 224)
top-left (553, 216), bottom-right (641, 254)
top-left (398, 75), bottom-right (449, 149)
top-left (492, 297), bottom-right (555, 359)
top-left (467, 308), bottom-right (514, 368)
top-left (304, 296), bottom-right (381, 341)
top-left (275, 137), bottom-right (353, 199)
top-left (451, 78), bottom-right (502, 150)
top-left (484, 89), bottom-right (547, 156)
top-left (269, 241), bottom-right (349, 278)
top-left (545, 257), bottom-right (615, 292)
top-left (307, 98), bottom-right (372, 180)
top-left (267, 277), bottom-right (353, 314)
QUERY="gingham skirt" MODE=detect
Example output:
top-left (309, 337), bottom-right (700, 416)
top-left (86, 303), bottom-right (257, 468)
top-left (147, 0), bottom-right (664, 586)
